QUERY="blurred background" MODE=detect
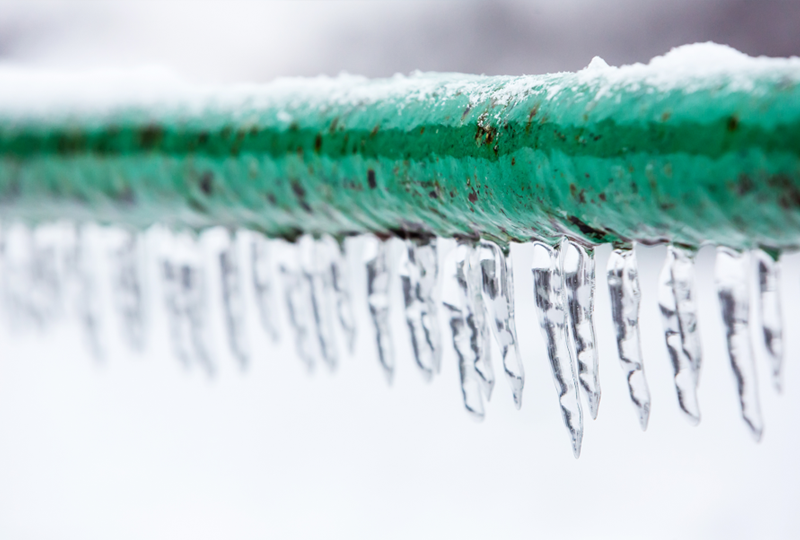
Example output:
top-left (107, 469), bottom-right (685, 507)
top-left (1, 1), bottom-right (800, 539)
top-left (1, 0), bottom-right (799, 81)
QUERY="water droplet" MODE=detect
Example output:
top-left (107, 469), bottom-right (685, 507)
top-left (753, 249), bottom-right (783, 393)
top-left (364, 235), bottom-right (394, 383)
top-left (658, 245), bottom-right (701, 425)
top-left (606, 246), bottom-right (651, 430)
top-left (251, 233), bottom-right (280, 343)
top-left (716, 247), bottom-right (764, 441)
top-left (219, 232), bottom-right (250, 369)
top-left (561, 238), bottom-right (601, 419)
top-left (477, 240), bottom-right (524, 408)
top-left (531, 241), bottom-right (583, 458)
top-left (399, 237), bottom-right (442, 381)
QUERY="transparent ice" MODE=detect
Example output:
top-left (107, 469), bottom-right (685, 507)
top-left (219, 232), bottom-right (250, 369)
top-left (161, 231), bottom-right (214, 375)
top-left (442, 241), bottom-right (490, 420)
top-left (532, 241), bottom-right (583, 458)
top-left (251, 233), bottom-right (280, 343)
top-left (561, 238), bottom-right (601, 419)
top-left (477, 240), bottom-right (523, 408)
top-left (2, 224), bottom-right (62, 329)
top-left (109, 231), bottom-right (145, 352)
top-left (658, 245), bottom-right (702, 425)
top-left (399, 237), bottom-right (442, 380)
top-left (364, 235), bottom-right (394, 382)
top-left (300, 234), bottom-right (339, 371)
top-left (325, 235), bottom-right (356, 355)
top-left (716, 247), bottom-right (764, 441)
top-left (278, 239), bottom-right (321, 371)
top-left (606, 247), bottom-right (651, 430)
top-left (753, 249), bottom-right (784, 392)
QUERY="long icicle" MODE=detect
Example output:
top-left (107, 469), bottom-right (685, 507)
top-left (716, 247), bottom-right (764, 441)
top-left (110, 231), bottom-right (145, 353)
top-left (468, 245), bottom-right (494, 400)
top-left (279, 239), bottom-right (320, 371)
top-left (364, 236), bottom-right (394, 383)
top-left (161, 231), bottom-right (214, 375)
top-left (478, 240), bottom-right (524, 409)
top-left (753, 249), bottom-right (784, 393)
top-left (324, 235), bottom-right (357, 355)
top-left (251, 233), bottom-right (280, 343)
top-left (400, 237), bottom-right (441, 380)
top-left (532, 241), bottom-right (583, 458)
top-left (658, 245), bottom-right (702, 425)
top-left (606, 246), bottom-right (651, 430)
top-left (219, 232), bottom-right (250, 369)
top-left (301, 235), bottom-right (339, 371)
top-left (561, 238), bottom-right (601, 419)
top-left (442, 241), bottom-right (487, 419)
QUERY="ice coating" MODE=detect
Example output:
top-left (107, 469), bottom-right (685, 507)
top-left (250, 233), bottom-right (280, 343)
top-left (364, 236), bottom-right (394, 382)
top-left (399, 237), bottom-right (442, 380)
top-left (109, 231), bottom-right (145, 352)
top-left (561, 238), bottom-right (601, 420)
top-left (531, 241), bottom-right (583, 458)
top-left (278, 240), bottom-right (320, 371)
top-left (753, 249), bottom-right (784, 392)
top-left (716, 247), bottom-right (764, 441)
top-left (606, 247), bottom-right (651, 430)
top-left (658, 245), bottom-right (702, 425)
top-left (300, 235), bottom-right (339, 371)
top-left (442, 242), bottom-right (488, 420)
top-left (477, 240), bottom-right (523, 408)
top-left (219, 233), bottom-right (250, 368)
top-left (161, 232), bottom-right (214, 375)
top-left (325, 235), bottom-right (356, 355)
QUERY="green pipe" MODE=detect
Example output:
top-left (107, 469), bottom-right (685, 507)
top-left (1, 45), bottom-right (800, 251)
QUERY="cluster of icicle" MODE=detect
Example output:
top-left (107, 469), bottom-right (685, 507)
top-left (0, 223), bottom-right (784, 457)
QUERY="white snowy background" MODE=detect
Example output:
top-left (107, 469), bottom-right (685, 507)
top-left (1, 1), bottom-right (799, 539)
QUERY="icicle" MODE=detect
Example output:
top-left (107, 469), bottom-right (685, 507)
top-left (658, 245), bottom-right (702, 425)
top-left (251, 234), bottom-right (280, 342)
top-left (161, 232), bottom-right (214, 375)
top-left (531, 241), bottom-right (583, 458)
top-left (109, 231), bottom-right (145, 353)
top-left (716, 247), bottom-right (764, 441)
top-left (66, 226), bottom-right (105, 360)
top-left (561, 238), bottom-right (601, 419)
top-left (753, 249), bottom-right (784, 392)
top-left (606, 247), bottom-right (651, 430)
top-left (3, 225), bottom-right (62, 329)
top-left (442, 241), bottom-right (488, 420)
top-left (323, 235), bottom-right (356, 355)
top-left (219, 232), bottom-right (250, 369)
top-left (300, 235), bottom-right (339, 371)
top-left (278, 239), bottom-right (320, 371)
top-left (477, 240), bottom-right (524, 408)
top-left (364, 235), bottom-right (394, 382)
top-left (399, 237), bottom-right (442, 381)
